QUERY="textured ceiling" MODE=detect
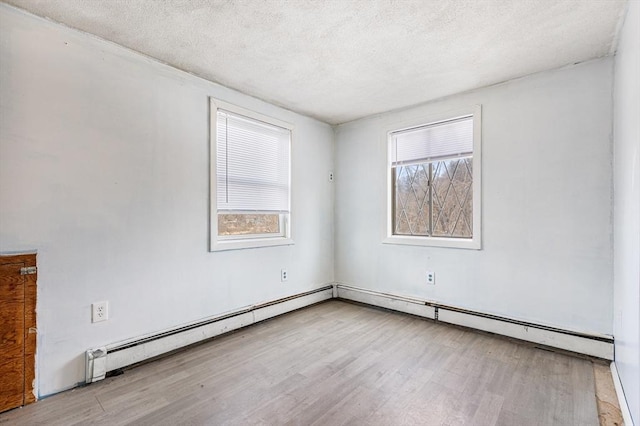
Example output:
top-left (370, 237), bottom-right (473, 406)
top-left (4, 0), bottom-right (627, 124)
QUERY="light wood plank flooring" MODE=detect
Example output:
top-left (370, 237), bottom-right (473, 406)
top-left (0, 300), bottom-right (604, 425)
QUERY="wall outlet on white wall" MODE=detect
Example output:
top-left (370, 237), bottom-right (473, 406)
top-left (426, 271), bottom-right (435, 285)
top-left (92, 301), bottom-right (109, 323)
top-left (281, 269), bottom-right (288, 282)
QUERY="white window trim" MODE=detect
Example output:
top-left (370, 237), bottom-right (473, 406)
top-left (209, 98), bottom-right (294, 252)
top-left (382, 105), bottom-right (482, 250)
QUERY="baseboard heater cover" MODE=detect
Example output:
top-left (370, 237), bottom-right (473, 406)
top-left (336, 283), bottom-right (614, 360)
top-left (85, 286), bottom-right (333, 383)
top-left (86, 283), bottom-right (614, 384)
top-left (337, 285), bottom-right (436, 320)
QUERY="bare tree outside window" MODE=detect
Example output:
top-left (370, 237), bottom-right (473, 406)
top-left (218, 214), bottom-right (280, 236)
top-left (393, 157), bottom-right (472, 238)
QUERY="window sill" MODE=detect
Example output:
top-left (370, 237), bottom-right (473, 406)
top-left (211, 237), bottom-right (294, 252)
top-left (383, 235), bottom-right (481, 250)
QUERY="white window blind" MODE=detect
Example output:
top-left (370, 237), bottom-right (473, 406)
top-left (391, 116), bottom-right (473, 166)
top-left (216, 110), bottom-right (290, 213)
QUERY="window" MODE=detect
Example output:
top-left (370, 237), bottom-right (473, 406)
top-left (210, 99), bottom-right (293, 251)
top-left (385, 106), bottom-right (481, 249)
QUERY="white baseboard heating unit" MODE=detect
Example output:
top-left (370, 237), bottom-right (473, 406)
top-left (335, 283), bottom-right (614, 360)
top-left (85, 285), bottom-right (333, 383)
top-left (86, 282), bottom-right (614, 384)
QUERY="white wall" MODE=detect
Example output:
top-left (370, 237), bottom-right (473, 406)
top-left (613, 0), bottom-right (640, 422)
top-left (335, 58), bottom-right (614, 336)
top-left (0, 5), bottom-right (334, 396)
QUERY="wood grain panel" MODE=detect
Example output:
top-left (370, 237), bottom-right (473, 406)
top-left (0, 253), bottom-right (37, 410)
top-left (0, 262), bottom-right (25, 413)
top-left (21, 255), bottom-right (37, 406)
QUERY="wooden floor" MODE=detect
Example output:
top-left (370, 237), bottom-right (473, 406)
top-left (0, 300), bottom-right (604, 425)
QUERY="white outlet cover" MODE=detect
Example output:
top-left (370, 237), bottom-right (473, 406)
top-left (426, 272), bottom-right (435, 285)
top-left (281, 269), bottom-right (288, 282)
top-left (92, 301), bottom-right (109, 323)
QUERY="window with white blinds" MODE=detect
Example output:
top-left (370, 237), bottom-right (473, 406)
top-left (385, 106), bottom-right (482, 250)
top-left (216, 110), bottom-right (290, 213)
top-left (210, 99), bottom-right (293, 251)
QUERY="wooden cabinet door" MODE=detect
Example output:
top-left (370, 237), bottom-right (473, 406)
top-left (0, 262), bottom-right (25, 413)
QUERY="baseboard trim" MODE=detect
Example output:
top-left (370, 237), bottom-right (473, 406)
top-left (86, 285), bottom-right (334, 383)
top-left (611, 361), bottom-right (635, 426)
top-left (335, 283), bottom-right (614, 360)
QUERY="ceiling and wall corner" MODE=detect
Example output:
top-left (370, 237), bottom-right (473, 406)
top-left (2, 0), bottom-right (628, 125)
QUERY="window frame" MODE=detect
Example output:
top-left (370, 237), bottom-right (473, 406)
top-left (210, 98), bottom-right (294, 251)
top-left (383, 105), bottom-right (482, 250)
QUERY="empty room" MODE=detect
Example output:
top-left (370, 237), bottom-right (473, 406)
top-left (0, 0), bottom-right (638, 425)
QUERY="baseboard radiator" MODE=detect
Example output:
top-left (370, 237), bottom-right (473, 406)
top-left (85, 285), bottom-right (333, 383)
top-left (336, 283), bottom-right (614, 360)
top-left (86, 282), bottom-right (614, 383)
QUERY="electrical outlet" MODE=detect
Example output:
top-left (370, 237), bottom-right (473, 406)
top-left (329, 172), bottom-right (334, 182)
top-left (92, 301), bottom-right (108, 323)
top-left (426, 271), bottom-right (435, 285)
top-left (281, 269), bottom-right (288, 282)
